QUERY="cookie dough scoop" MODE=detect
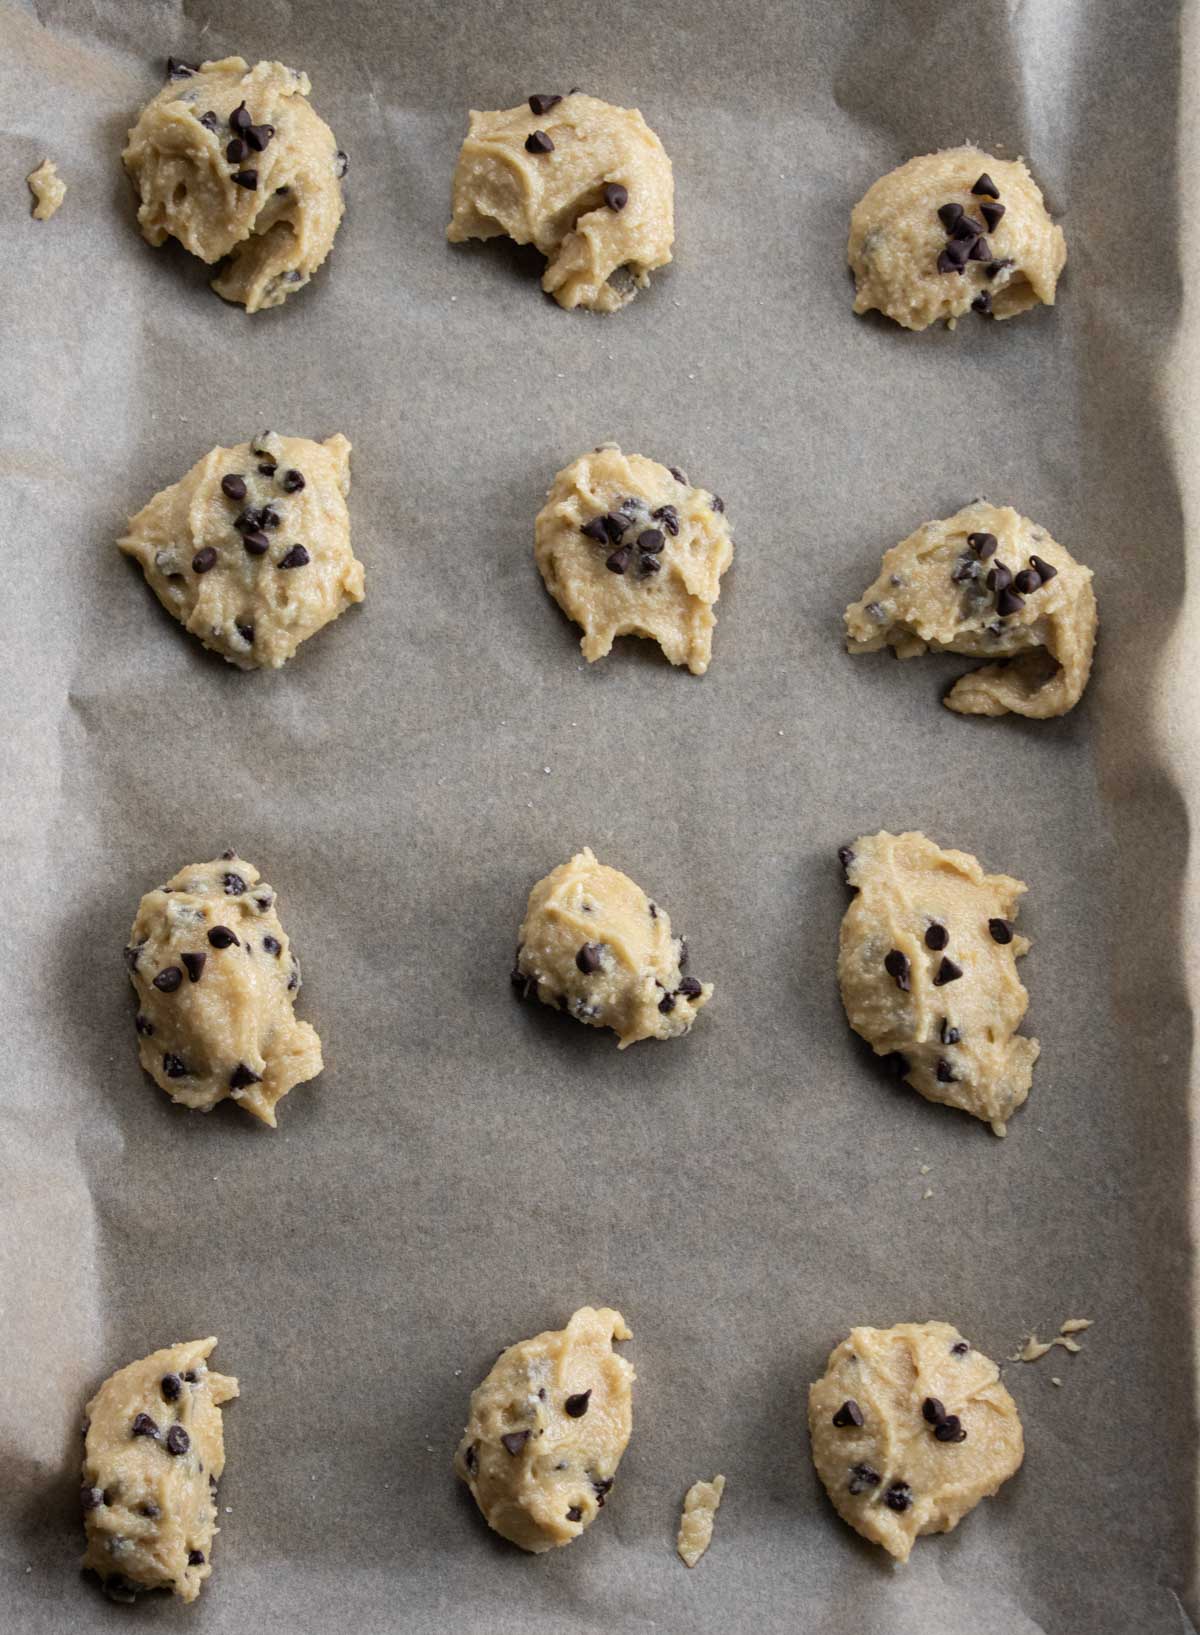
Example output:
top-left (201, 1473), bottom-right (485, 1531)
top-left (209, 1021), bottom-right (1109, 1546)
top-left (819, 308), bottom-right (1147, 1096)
top-left (512, 846), bottom-right (713, 1047)
top-left (809, 1321), bottom-right (1023, 1561)
top-left (82, 1337), bottom-right (238, 1603)
top-left (125, 853), bottom-right (323, 1126)
top-left (455, 1306), bottom-right (634, 1552)
top-left (123, 55), bottom-right (346, 311)
top-left (845, 501), bottom-right (1096, 718)
top-left (837, 831), bottom-right (1038, 1135)
top-left (848, 146), bottom-right (1065, 330)
top-left (448, 90), bottom-right (673, 312)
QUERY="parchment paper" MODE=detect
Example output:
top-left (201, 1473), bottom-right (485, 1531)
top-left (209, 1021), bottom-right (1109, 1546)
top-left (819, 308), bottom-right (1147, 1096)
top-left (1, 1), bottom-right (1195, 1630)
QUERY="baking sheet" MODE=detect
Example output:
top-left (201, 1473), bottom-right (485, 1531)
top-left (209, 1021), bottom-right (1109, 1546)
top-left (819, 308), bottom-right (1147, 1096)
top-left (1, 0), bottom-right (1195, 1630)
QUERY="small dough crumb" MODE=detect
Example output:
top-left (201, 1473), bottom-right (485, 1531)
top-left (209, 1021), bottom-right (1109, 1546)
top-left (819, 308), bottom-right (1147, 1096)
top-left (82, 1337), bottom-right (237, 1603)
top-left (513, 846), bottom-right (713, 1048)
top-left (535, 444), bottom-right (734, 674)
top-left (1059, 1318), bottom-right (1092, 1335)
top-left (447, 91), bottom-right (673, 312)
top-left (27, 158), bottom-right (66, 219)
top-left (677, 1474), bottom-right (725, 1567)
top-left (454, 1306), bottom-right (634, 1552)
top-left (845, 502), bottom-right (1097, 719)
top-left (1011, 1316), bottom-right (1094, 1362)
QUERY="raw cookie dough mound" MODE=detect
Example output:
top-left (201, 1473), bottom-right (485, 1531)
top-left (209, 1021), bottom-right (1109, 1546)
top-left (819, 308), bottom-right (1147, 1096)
top-left (447, 91), bottom-right (673, 313)
top-left (82, 1337), bottom-right (238, 1603)
top-left (809, 1321), bottom-right (1023, 1563)
top-left (838, 831), bottom-right (1038, 1135)
top-left (513, 846), bottom-right (713, 1048)
top-left (119, 431), bottom-right (363, 670)
top-left (848, 147), bottom-right (1065, 331)
top-left (845, 501), bottom-right (1096, 718)
top-left (454, 1306), bottom-right (634, 1552)
top-left (123, 56), bottom-right (345, 312)
top-left (535, 444), bottom-right (733, 674)
top-left (126, 853), bottom-right (323, 1126)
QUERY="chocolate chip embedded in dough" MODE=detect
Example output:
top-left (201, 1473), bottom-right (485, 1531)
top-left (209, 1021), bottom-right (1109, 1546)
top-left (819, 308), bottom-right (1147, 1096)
top-left (884, 949), bottom-right (911, 991)
top-left (848, 1463), bottom-right (881, 1495)
top-left (244, 124), bottom-right (275, 153)
top-left (131, 1413), bottom-right (159, 1438)
top-left (280, 469), bottom-right (306, 493)
top-left (501, 1431), bottom-right (530, 1456)
top-left (669, 466), bottom-right (689, 484)
top-left (279, 544), bottom-right (311, 569)
top-left (996, 586), bottom-right (1026, 617)
top-left (528, 93), bottom-right (563, 115)
top-left (987, 562), bottom-right (1013, 592)
top-left (1014, 567), bottom-right (1040, 594)
top-left (565, 1390), bottom-right (591, 1418)
top-left (884, 1481), bottom-right (913, 1512)
top-left (524, 131), bottom-right (554, 154)
top-left (922, 1396), bottom-right (946, 1423)
top-left (81, 1486), bottom-right (104, 1510)
top-left (937, 202), bottom-right (964, 230)
top-left (637, 529), bottom-right (665, 554)
top-left (566, 1505), bottom-right (583, 1522)
top-left (605, 545), bottom-right (632, 574)
top-left (187, 1550), bottom-right (205, 1565)
top-left (971, 173), bottom-right (1001, 200)
top-left (1029, 554), bottom-right (1058, 582)
top-left (581, 516), bottom-right (610, 543)
top-left (972, 290), bottom-right (993, 316)
top-left (950, 214), bottom-right (984, 241)
top-left (951, 1339), bottom-right (970, 1356)
top-left (935, 1415), bottom-right (967, 1442)
top-left (678, 976), bottom-right (703, 1000)
top-left (221, 849), bottom-right (236, 860)
top-left (639, 553), bottom-right (662, 576)
top-left (230, 102), bottom-right (251, 133)
top-left (260, 506), bottom-right (281, 530)
top-left (592, 1475), bottom-right (614, 1501)
top-left (163, 1053), bottom-right (187, 1078)
top-left (135, 1014), bottom-right (154, 1035)
top-left (575, 943), bottom-right (603, 974)
top-left (677, 939), bottom-right (689, 969)
top-left (165, 1424), bottom-right (190, 1456)
top-left (924, 923), bottom-right (948, 950)
top-left (231, 170), bottom-right (259, 191)
top-left (710, 494), bottom-right (725, 513)
top-left (832, 1399), bottom-right (864, 1428)
top-left (236, 622), bottom-right (255, 645)
top-left (601, 512), bottom-right (628, 544)
top-left (837, 846), bottom-right (856, 877)
top-left (952, 558), bottom-right (979, 583)
top-left (223, 872), bottom-right (246, 896)
top-left (221, 474), bottom-right (247, 501)
top-left (152, 966), bottom-right (183, 993)
top-left (192, 547), bottom-right (218, 574)
top-left (937, 248), bottom-right (968, 275)
top-left (933, 957), bottom-right (963, 986)
top-left (603, 182), bottom-right (629, 211)
top-left (198, 111), bottom-right (218, 131)
top-left (988, 917), bottom-right (1014, 944)
top-left (658, 992), bottom-right (676, 1014)
top-left (226, 138), bottom-right (248, 164)
top-left (207, 925), bottom-right (239, 949)
top-left (166, 57), bottom-right (197, 78)
top-left (968, 531), bottom-right (998, 559)
top-left (986, 257), bottom-right (1015, 280)
top-left (967, 236), bottom-right (992, 262)
top-left (648, 901), bottom-right (658, 918)
top-left (263, 935), bottom-right (282, 957)
top-left (652, 503), bottom-right (679, 535)
top-left (980, 201), bottom-right (1006, 232)
top-left (229, 1062), bottom-right (262, 1090)
top-left (243, 530), bottom-right (270, 556)
top-left (941, 1020), bottom-right (961, 1045)
top-left (935, 1057), bottom-right (958, 1084)
top-left (180, 951), bottom-right (206, 983)
top-left (465, 1443), bottom-right (478, 1473)
top-left (161, 1374), bottom-right (182, 1401)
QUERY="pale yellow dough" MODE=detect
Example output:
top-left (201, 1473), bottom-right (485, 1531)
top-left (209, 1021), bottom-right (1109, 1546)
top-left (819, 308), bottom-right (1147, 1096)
top-left (82, 1337), bottom-right (238, 1603)
top-left (849, 146), bottom-right (1065, 330)
top-left (455, 1306), bottom-right (634, 1552)
top-left (119, 432), bottom-right (362, 670)
top-left (514, 847), bottom-right (713, 1048)
top-left (123, 57), bottom-right (344, 311)
top-left (126, 854), bottom-right (322, 1126)
top-left (27, 158), bottom-right (66, 219)
top-left (809, 1321), bottom-right (1023, 1563)
top-left (536, 445), bottom-right (733, 674)
top-left (447, 92), bottom-right (673, 312)
top-left (845, 502), bottom-right (1096, 718)
top-left (838, 831), bottom-right (1038, 1135)
top-left (677, 1474), bottom-right (726, 1567)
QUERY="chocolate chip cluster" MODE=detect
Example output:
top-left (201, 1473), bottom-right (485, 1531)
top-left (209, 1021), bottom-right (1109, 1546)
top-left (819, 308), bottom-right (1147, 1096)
top-left (935, 173), bottom-right (1015, 315)
top-left (953, 529), bottom-right (1059, 621)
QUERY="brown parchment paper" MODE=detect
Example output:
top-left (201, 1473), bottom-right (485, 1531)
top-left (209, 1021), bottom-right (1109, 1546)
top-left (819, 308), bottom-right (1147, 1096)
top-left (0, 1), bottom-right (1195, 1630)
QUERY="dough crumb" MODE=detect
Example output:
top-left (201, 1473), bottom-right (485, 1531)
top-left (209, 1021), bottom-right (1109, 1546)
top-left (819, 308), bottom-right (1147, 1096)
top-left (677, 1474), bottom-right (725, 1567)
top-left (1011, 1316), bottom-right (1094, 1362)
top-left (1059, 1317), bottom-right (1092, 1335)
top-left (922, 1187), bottom-right (934, 1200)
top-left (27, 158), bottom-right (66, 219)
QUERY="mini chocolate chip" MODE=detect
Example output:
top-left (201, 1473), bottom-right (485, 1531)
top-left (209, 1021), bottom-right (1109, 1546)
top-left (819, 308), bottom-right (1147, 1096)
top-left (263, 935), bottom-right (282, 956)
top-left (988, 918), bottom-right (1013, 944)
top-left (838, 845), bottom-right (855, 875)
top-left (181, 951), bottom-right (206, 983)
top-left (81, 1485), bottom-right (104, 1510)
top-left (140, 1502), bottom-right (160, 1518)
top-left (153, 966), bottom-right (183, 993)
top-left (648, 902), bottom-right (657, 918)
top-left (162, 1053), bottom-right (187, 1078)
top-left (135, 1014), bottom-right (154, 1036)
top-left (257, 459), bottom-right (278, 475)
top-left (968, 531), bottom-right (997, 559)
top-left (229, 1062), bottom-right (262, 1090)
top-left (243, 530), bottom-right (270, 556)
top-left (941, 1021), bottom-right (961, 1045)
top-left (565, 1390), bottom-right (591, 1418)
top-left (279, 544), bottom-right (310, 569)
top-left (525, 130), bottom-right (554, 154)
top-left (161, 1374), bottom-right (182, 1401)
top-left (884, 949), bottom-right (910, 991)
top-left (937, 201), bottom-right (964, 229)
top-left (639, 553), bottom-right (662, 576)
top-left (280, 469), bottom-right (306, 493)
top-left (950, 214), bottom-right (985, 241)
top-left (221, 474), bottom-right (247, 501)
top-left (198, 111), bottom-right (218, 131)
top-left (677, 976), bottom-right (703, 999)
top-left (652, 504), bottom-right (679, 535)
top-left (668, 466), bottom-right (689, 484)
top-left (951, 1340), bottom-right (969, 1357)
top-left (884, 1482), bottom-right (912, 1512)
top-left (924, 923), bottom-right (948, 950)
top-left (968, 235), bottom-right (992, 262)
top-left (972, 173), bottom-right (1000, 199)
top-left (1029, 554), bottom-right (1057, 582)
top-left (576, 943), bottom-right (603, 974)
top-left (637, 529), bottom-right (665, 554)
top-left (996, 586), bottom-right (1025, 617)
top-left (131, 1413), bottom-right (158, 1438)
top-left (208, 925), bottom-right (239, 949)
top-left (566, 1505), bottom-right (583, 1522)
top-left (602, 512), bottom-right (628, 543)
top-left (935, 1057), bottom-right (957, 1083)
top-left (187, 1550), bottom-right (205, 1566)
top-left (935, 1415), bottom-right (967, 1443)
top-left (972, 290), bottom-right (993, 315)
top-left (245, 124), bottom-right (274, 152)
top-left (221, 849), bottom-right (236, 859)
top-left (232, 170), bottom-right (258, 190)
top-left (1014, 567), bottom-right (1040, 594)
top-left (125, 946), bottom-right (142, 973)
top-left (166, 1424), bottom-right (190, 1456)
top-left (465, 1443), bottom-right (478, 1473)
top-left (223, 872), bottom-right (246, 895)
top-left (710, 494), bottom-right (725, 513)
top-left (847, 1463), bottom-right (880, 1495)
top-left (937, 248), bottom-right (967, 275)
top-left (677, 940), bottom-right (689, 969)
top-left (226, 138), bottom-right (248, 164)
top-left (192, 547), bottom-right (218, 574)
top-left (987, 562), bottom-right (1013, 592)
top-left (230, 102), bottom-right (251, 132)
top-left (832, 1399), bottom-right (864, 1428)
top-left (952, 558), bottom-right (979, 583)
top-left (236, 622), bottom-right (255, 645)
top-left (592, 1475), bottom-right (614, 1499)
top-left (922, 1396), bottom-right (946, 1424)
top-left (581, 516), bottom-right (610, 542)
top-left (528, 93), bottom-right (562, 114)
top-left (933, 957), bottom-right (963, 986)
top-left (986, 256), bottom-right (1015, 280)
top-left (658, 992), bottom-right (676, 1013)
top-left (167, 57), bottom-right (197, 78)
top-left (603, 182), bottom-right (629, 211)
top-left (501, 1431), bottom-right (529, 1456)
top-left (943, 236), bottom-right (971, 266)
top-left (606, 545), bottom-right (632, 574)
top-left (182, 1371), bottom-right (197, 1383)
top-left (980, 201), bottom-right (1006, 232)
top-left (260, 507), bottom-right (280, 530)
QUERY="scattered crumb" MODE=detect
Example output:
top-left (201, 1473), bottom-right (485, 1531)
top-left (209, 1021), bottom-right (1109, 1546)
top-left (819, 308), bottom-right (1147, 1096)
top-left (27, 157), bottom-right (66, 220)
top-left (1060, 1318), bottom-right (1092, 1335)
top-left (922, 1187), bottom-right (934, 1200)
top-left (919, 1164), bottom-right (931, 1175)
top-left (1051, 1376), bottom-right (1062, 1387)
top-left (1011, 1315), bottom-right (1094, 1363)
top-left (677, 1474), bottom-right (725, 1568)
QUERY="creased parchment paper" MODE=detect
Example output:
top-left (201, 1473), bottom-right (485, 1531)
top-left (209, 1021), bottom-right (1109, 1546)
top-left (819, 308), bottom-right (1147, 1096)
top-left (0, 1), bottom-right (1194, 1631)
